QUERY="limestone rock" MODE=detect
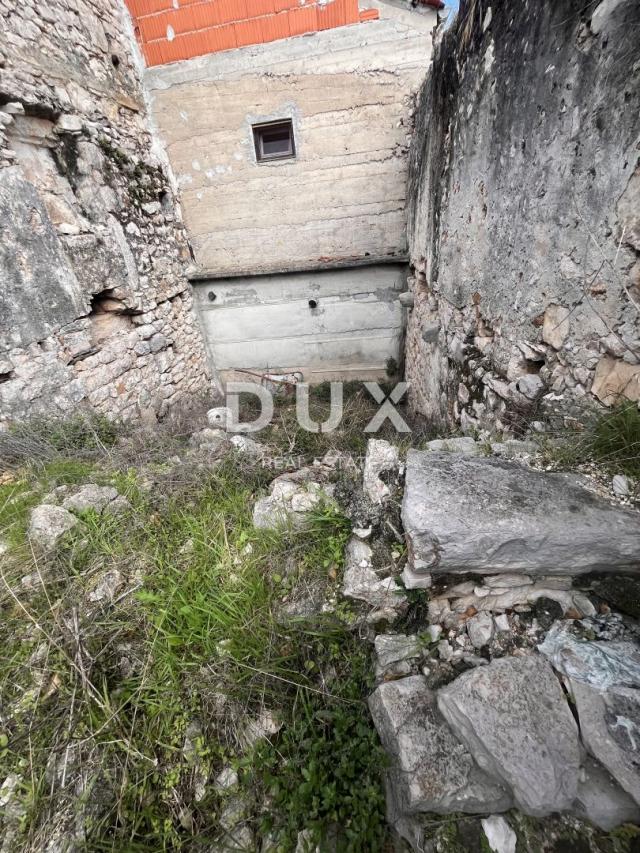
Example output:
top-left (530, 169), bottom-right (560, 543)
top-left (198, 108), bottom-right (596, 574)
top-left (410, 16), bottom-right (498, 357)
top-left (481, 815), bottom-right (517, 853)
top-left (375, 634), bottom-right (422, 678)
top-left (542, 304), bottom-right (570, 350)
top-left (571, 679), bottom-right (640, 806)
top-left (214, 766), bottom-right (239, 792)
top-left (342, 565), bottom-right (407, 621)
top-left (402, 451), bottom-right (640, 585)
top-left (466, 613), bottom-right (494, 649)
top-left (28, 504), bottom-right (79, 549)
top-left (368, 676), bottom-right (512, 816)
top-left (190, 427), bottom-right (228, 452)
top-left (425, 436), bottom-right (481, 455)
top-left (62, 484), bottom-right (119, 513)
top-left (362, 439), bottom-right (400, 504)
top-left (207, 406), bottom-right (233, 430)
top-left (438, 655), bottom-right (581, 816)
top-left (592, 575), bottom-right (640, 619)
top-left (592, 357), bottom-right (640, 405)
top-left (230, 434), bottom-right (264, 456)
top-left (253, 476), bottom-right (332, 530)
top-left (88, 569), bottom-right (123, 603)
top-left (538, 623), bottom-right (640, 690)
top-left (238, 709), bottom-right (281, 751)
top-left (612, 474), bottom-right (630, 497)
top-left (573, 757), bottom-right (640, 831)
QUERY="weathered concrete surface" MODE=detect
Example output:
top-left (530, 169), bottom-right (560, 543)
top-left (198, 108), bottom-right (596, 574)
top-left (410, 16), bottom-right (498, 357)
top-left (145, 12), bottom-right (436, 276)
top-left (369, 676), bottom-right (512, 816)
top-left (193, 265), bottom-right (405, 383)
top-left (402, 451), bottom-right (640, 582)
top-left (437, 656), bottom-right (581, 816)
top-left (406, 0), bottom-right (640, 430)
top-left (0, 0), bottom-right (212, 426)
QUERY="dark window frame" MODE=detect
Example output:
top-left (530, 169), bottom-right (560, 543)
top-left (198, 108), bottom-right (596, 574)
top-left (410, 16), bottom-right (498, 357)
top-left (252, 119), bottom-right (296, 163)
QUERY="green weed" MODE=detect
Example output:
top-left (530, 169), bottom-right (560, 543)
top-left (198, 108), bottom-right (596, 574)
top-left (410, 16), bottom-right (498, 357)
top-left (544, 402), bottom-right (640, 477)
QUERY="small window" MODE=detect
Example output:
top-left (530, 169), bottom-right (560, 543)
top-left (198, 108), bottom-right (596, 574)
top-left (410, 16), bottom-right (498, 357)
top-left (253, 119), bottom-right (295, 162)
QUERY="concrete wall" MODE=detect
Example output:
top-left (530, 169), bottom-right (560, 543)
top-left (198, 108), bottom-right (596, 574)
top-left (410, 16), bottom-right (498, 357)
top-left (0, 0), bottom-right (212, 427)
top-left (405, 0), bottom-right (640, 432)
top-left (144, 4), bottom-right (437, 276)
top-left (193, 264), bottom-right (406, 382)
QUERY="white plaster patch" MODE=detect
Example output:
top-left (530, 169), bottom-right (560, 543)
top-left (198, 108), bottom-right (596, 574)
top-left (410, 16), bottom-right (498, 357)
top-left (179, 111), bottom-right (189, 123)
top-left (166, 25), bottom-right (175, 41)
top-left (191, 159), bottom-right (201, 171)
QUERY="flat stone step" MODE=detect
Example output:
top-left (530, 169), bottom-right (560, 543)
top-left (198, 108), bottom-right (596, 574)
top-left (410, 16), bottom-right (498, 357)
top-left (401, 451), bottom-right (640, 587)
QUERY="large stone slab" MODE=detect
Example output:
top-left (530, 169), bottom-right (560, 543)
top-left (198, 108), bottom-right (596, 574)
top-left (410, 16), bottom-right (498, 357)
top-left (437, 655), bottom-right (581, 817)
top-left (368, 676), bottom-right (512, 816)
top-left (402, 451), bottom-right (640, 585)
top-left (571, 679), bottom-right (640, 806)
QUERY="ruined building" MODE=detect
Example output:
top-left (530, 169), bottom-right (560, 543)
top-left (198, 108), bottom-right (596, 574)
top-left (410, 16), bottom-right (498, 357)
top-left (0, 0), bottom-right (638, 429)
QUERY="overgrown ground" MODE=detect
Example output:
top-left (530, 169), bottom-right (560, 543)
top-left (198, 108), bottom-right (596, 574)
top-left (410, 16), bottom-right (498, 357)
top-left (0, 389), bottom-right (398, 852)
top-left (0, 389), bottom-right (638, 852)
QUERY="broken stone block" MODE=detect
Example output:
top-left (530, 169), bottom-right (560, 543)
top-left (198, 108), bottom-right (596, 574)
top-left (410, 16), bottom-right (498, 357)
top-left (571, 680), bottom-right (640, 806)
top-left (28, 504), bottom-right (79, 550)
top-left (573, 757), bottom-right (640, 831)
top-left (438, 655), bottom-right (581, 817)
top-left (368, 676), bottom-right (512, 817)
top-left (401, 452), bottom-right (640, 586)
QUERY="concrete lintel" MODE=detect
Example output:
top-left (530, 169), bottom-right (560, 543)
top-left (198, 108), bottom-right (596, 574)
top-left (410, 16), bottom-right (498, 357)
top-left (187, 254), bottom-right (409, 282)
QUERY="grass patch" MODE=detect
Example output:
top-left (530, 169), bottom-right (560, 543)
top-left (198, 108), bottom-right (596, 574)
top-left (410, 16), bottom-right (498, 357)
top-left (0, 437), bottom-right (386, 851)
top-left (544, 402), bottom-right (640, 478)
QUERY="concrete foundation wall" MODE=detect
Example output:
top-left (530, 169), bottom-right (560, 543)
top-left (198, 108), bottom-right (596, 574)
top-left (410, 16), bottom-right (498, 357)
top-left (145, 6), bottom-right (436, 276)
top-left (0, 0), bottom-right (212, 427)
top-left (405, 0), bottom-right (640, 432)
top-left (193, 264), bottom-right (406, 383)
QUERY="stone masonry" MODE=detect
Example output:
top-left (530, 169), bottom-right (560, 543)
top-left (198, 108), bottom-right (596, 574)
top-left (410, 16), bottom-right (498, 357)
top-left (0, 0), bottom-right (213, 427)
top-left (405, 0), bottom-right (640, 433)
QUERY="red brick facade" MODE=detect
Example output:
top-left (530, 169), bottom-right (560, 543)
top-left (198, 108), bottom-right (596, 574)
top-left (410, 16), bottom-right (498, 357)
top-left (125, 0), bottom-right (381, 67)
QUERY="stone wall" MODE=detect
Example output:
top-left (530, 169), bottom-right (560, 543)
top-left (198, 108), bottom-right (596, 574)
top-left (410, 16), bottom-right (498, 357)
top-left (145, 3), bottom-right (436, 276)
top-left (0, 0), bottom-right (212, 427)
top-left (405, 0), bottom-right (640, 433)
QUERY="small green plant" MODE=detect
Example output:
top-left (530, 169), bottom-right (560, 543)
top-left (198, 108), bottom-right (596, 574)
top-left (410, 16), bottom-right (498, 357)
top-left (253, 647), bottom-right (387, 852)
